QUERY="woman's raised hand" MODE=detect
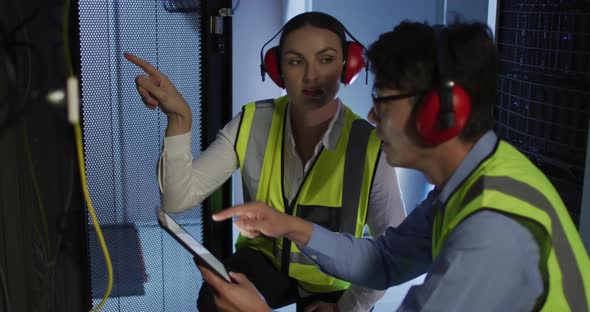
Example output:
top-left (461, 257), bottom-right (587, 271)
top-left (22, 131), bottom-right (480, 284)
top-left (124, 52), bottom-right (189, 115)
top-left (125, 52), bottom-right (192, 135)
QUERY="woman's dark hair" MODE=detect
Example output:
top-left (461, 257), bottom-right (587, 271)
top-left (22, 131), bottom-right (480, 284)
top-left (278, 12), bottom-right (347, 54)
top-left (367, 21), bottom-right (498, 141)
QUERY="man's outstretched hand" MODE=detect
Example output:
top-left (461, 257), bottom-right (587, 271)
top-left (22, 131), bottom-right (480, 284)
top-left (213, 201), bottom-right (314, 246)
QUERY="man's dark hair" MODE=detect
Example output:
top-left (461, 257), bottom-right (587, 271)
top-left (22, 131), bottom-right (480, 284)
top-left (367, 21), bottom-right (498, 142)
top-left (278, 12), bottom-right (347, 55)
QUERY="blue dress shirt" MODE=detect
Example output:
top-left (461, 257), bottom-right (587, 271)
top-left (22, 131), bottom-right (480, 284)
top-left (300, 131), bottom-right (544, 311)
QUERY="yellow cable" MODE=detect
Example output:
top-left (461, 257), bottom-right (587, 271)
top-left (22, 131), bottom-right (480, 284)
top-left (74, 123), bottom-right (113, 312)
top-left (64, 0), bottom-right (113, 310)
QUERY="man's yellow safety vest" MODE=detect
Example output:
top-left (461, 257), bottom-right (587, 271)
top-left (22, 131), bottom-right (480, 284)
top-left (434, 140), bottom-right (590, 311)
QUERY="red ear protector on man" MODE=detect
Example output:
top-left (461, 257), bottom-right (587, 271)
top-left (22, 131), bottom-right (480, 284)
top-left (259, 14), bottom-right (367, 89)
top-left (415, 25), bottom-right (472, 145)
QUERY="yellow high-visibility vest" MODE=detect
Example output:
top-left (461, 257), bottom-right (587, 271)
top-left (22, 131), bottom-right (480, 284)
top-left (234, 96), bottom-right (381, 293)
top-left (434, 140), bottom-right (590, 311)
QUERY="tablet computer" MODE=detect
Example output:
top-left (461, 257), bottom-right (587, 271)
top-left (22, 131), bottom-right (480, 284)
top-left (157, 208), bottom-right (231, 283)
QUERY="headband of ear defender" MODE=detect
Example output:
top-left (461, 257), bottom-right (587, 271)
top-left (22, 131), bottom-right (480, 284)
top-left (259, 14), bottom-right (367, 88)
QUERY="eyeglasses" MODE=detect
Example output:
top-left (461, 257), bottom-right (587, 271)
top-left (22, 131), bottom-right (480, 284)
top-left (371, 89), bottom-right (422, 104)
top-left (371, 88), bottom-right (424, 119)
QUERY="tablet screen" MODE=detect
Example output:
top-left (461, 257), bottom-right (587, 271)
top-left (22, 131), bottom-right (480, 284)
top-left (157, 208), bottom-right (231, 282)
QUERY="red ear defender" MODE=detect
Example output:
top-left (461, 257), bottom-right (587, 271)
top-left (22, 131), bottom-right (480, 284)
top-left (260, 12), bottom-right (368, 89)
top-left (263, 41), bottom-right (365, 88)
top-left (263, 47), bottom-right (284, 88)
top-left (415, 84), bottom-right (471, 145)
top-left (260, 13), bottom-right (367, 89)
top-left (342, 42), bottom-right (366, 85)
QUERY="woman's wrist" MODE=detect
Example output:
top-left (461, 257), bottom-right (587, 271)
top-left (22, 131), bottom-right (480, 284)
top-left (165, 111), bottom-right (192, 136)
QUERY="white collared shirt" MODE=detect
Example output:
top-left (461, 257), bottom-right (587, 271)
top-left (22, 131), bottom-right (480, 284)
top-left (282, 99), bottom-right (344, 203)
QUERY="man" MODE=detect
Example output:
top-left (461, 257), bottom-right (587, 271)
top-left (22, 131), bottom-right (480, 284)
top-left (198, 21), bottom-right (590, 311)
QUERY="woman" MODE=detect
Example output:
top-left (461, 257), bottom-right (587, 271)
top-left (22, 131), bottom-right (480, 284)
top-left (125, 11), bottom-right (405, 312)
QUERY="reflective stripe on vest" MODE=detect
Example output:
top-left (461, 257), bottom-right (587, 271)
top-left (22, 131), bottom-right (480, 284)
top-left (240, 99), bottom-right (274, 202)
top-left (434, 141), bottom-right (590, 312)
top-left (341, 119), bottom-right (373, 234)
top-left (238, 98), bottom-right (374, 234)
top-left (273, 242), bottom-right (316, 266)
top-left (234, 96), bottom-right (380, 292)
top-left (463, 176), bottom-right (588, 312)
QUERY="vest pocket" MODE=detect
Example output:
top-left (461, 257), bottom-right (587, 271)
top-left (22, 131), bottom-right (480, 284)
top-left (296, 205), bottom-right (341, 232)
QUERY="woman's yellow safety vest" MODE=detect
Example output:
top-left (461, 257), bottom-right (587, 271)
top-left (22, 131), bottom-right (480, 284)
top-left (433, 140), bottom-right (590, 311)
top-left (234, 96), bottom-right (382, 293)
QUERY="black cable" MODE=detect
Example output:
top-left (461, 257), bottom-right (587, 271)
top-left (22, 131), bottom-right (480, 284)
top-left (9, 9), bottom-right (39, 39)
top-left (48, 155), bottom-right (73, 311)
top-left (12, 5), bottom-right (34, 104)
top-left (0, 263), bottom-right (10, 312)
top-left (0, 8), bottom-right (47, 132)
top-left (163, 0), bottom-right (200, 13)
top-left (0, 42), bottom-right (18, 130)
top-left (0, 24), bottom-right (15, 311)
top-left (232, 0), bottom-right (240, 13)
top-left (9, 41), bottom-right (45, 84)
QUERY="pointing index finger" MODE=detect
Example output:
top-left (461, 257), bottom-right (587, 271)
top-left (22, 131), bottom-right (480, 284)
top-left (124, 52), bottom-right (162, 84)
top-left (212, 204), bottom-right (250, 221)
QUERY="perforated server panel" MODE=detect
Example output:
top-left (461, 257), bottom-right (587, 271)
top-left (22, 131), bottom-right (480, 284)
top-left (77, 1), bottom-right (207, 310)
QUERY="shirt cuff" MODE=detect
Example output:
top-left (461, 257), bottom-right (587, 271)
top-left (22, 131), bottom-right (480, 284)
top-left (299, 224), bottom-right (334, 257)
top-left (163, 132), bottom-right (191, 157)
